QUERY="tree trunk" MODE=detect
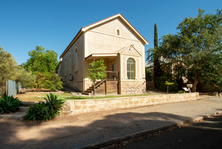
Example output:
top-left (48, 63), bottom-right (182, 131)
top-left (93, 82), bottom-right (95, 96)
top-left (192, 73), bottom-right (199, 92)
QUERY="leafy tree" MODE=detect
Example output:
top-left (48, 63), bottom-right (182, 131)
top-left (16, 66), bottom-right (36, 88)
top-left (0, 47), bottom-right (17, 95)
top-left (0, 47), bottom-right (35, 95)
top-left (159, 9), bottom-right (222, 92)
top-left (22, 45), bottom-right (63, 91)
top-left (32, 72), bottom-right (63, 91)
top-left (87, 59), bottom-right (107, 95)
top-left (22, 45), bottom-right (58, 74)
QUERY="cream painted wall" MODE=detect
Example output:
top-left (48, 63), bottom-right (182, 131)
top-left (60, 34), bottom-right (85, 91)
top-left (60, 17), bottom-right (146, 92)
top-left (84, 18), bottom-right (146, 83)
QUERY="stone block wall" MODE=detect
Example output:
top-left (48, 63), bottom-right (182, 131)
top-left (62, 92), bottom-right (199, 115)
top-left (120, 81), bottom-right (146, 94)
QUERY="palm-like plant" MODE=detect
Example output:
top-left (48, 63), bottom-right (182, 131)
top-left (0, 95), bottom-right (21, 114)
top-left (26, 93), bottom-right (65, 121)
top-left (44, 93), bottom-right (65, 115)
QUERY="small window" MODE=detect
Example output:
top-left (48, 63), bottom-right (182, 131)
top-left (116, 29), bottom-right (120, 36)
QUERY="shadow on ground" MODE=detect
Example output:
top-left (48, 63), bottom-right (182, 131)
top-left (0, 111), bottom-right (194, 149)
top-left (117, 115), bottom-right (222, 149)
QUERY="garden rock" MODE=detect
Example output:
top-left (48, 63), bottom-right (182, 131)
top-left (212, 92), bottom-right (218, 96)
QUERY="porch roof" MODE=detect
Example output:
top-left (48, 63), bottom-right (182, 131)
top-left (85, 53), bottom-right (118, 60)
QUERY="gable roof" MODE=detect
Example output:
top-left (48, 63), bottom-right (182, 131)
top-left (60, 13), bottom-right (149, 58)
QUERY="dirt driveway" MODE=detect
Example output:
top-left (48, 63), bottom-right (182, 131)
top-left (0, 97), bottom-right (222, 149)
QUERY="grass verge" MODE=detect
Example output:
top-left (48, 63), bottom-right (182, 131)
top-left (65, 93), bottom-right (160, 100)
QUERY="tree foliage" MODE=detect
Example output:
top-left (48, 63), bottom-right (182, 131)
top-left (0, 47), bottom-right (17, 95)
top-left (32, 72), bottom-right (63, 91)
top-left (0, 47), bottom-right (35, 95)
top-left (22, 45), bottom-right (63, 91)
top-left (16, 66), bottom-right (36, 88)
top-left (87, 59), bottom-right (107, 83)
top-left (147, 23), bottom-right (163, 89)
top-left (22, 45), bottom-right (58, 74)
top-left (159, 9), bottom-right (222, 91)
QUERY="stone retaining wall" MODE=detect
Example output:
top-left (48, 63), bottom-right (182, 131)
top-left (62, 93), bottom-right (199, 115)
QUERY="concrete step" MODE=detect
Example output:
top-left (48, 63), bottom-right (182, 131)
top-left (0, 112), bottom-right (26, 120)
top-left (82, 92), bottom-right (89, 95)
top-left (85, 90), bottom-right (93, 93)
top-left (19, 106), bottom-right (29, 112)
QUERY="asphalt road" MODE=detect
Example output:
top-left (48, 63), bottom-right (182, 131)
top-left (117, 115), bottom-right (222, 149)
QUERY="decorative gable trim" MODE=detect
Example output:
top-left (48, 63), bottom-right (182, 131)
top-left (116, 45), bottom-right (142, 56)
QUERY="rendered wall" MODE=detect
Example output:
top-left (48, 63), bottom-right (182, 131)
top-left (60, 34), bottom-right (85, 91)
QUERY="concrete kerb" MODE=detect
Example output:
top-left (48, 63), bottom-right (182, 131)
top-left (78, 110), bottom-right (222, 149)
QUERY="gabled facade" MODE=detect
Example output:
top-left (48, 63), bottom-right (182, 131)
top-left (58, 13), bottom-right (148, 94)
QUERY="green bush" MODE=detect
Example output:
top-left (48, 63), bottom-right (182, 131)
top-left (157, 73), bottom-right (178, 93)
top-left (26, 93), bottom-right (65, 121)
top-left (0, 95), bottom-right (21, 114)
top-left (146, 69), bottom-right (152, 81)
top-left (178, 90), bottom-right (185, 93)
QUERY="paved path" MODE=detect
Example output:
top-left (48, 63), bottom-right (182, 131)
top-left (0, 96), bottom-right (222, 149)
top-left (117, 114), bottom-right (222, 149)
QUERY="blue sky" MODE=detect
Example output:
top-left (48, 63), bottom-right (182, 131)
top-left (0, 0), bottom-right (221, 64)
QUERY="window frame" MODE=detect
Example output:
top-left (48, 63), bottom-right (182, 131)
top-left (127, 58), bottom-right (135, 80)
top-left (116, 28), bottom-right (121, 36)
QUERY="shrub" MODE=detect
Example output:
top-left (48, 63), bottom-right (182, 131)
top-left (146, 69), bottom-right (152, 81)
top-left (26, 93), bottom-right (65, 121)
top-left (157, 73), bottom-right (178, 93)
top-left (32, 72), bottom-right (63, 92)
top-left (178, 90), bottom-right (185, 93)
top-left (0, 95), bottom-right (21, 114)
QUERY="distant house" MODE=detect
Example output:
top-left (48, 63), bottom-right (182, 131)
top-left (58, 13), bottom-right (148, 95)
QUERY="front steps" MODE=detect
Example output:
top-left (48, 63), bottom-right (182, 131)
top-left (82, 81), bottom-right (104, 95)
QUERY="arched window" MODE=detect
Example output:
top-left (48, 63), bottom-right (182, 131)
top-left (116, 29), bottom-right (120, 36)
top-left (127, 58), bottom-right (135, 79)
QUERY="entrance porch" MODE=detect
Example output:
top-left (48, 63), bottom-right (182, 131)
top-left (84, 53), bottom-right (120, 95)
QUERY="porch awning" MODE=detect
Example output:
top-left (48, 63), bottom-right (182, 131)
top-left (85, 53), bottom-right (118, 60)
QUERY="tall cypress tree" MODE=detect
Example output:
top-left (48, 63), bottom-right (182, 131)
top-left (153, 23), bottom-right (161, 88)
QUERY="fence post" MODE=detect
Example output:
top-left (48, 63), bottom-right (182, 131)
top-left (6, 80), bottom-right (7, 95)
top-left (105, 74), bottom-right (107, 95)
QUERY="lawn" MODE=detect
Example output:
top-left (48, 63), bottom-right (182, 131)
top-left (15, 92), bottom-right (159, 102)
top-left (15, 92), bottom-right (72, 102)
